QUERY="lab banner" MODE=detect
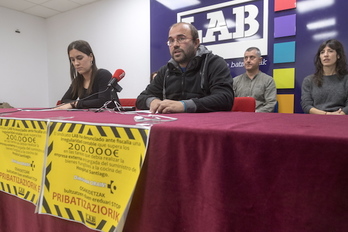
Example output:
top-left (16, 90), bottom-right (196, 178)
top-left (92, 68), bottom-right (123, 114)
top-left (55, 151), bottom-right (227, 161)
top-left (38, 121), bottom-right (149, 232)
top-left (0, 118), bottom-right (47, 204)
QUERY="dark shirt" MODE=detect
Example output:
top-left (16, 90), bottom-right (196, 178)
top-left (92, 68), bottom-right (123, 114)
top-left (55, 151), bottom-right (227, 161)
top-left (61, 69), bottom-right (119, 109)
top-left (136, 45), bottom-right (234, 112)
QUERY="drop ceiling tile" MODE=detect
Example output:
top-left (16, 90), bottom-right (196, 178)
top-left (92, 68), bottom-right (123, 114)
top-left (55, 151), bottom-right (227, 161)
top-left (71, 0), bottom-right (99, 5)
top-left (0, 0), bottom-right (35, 11)
top-left (0, 0), bottom-right (102, 18)
top-left (43, 0), bottom-right (80, 12)
top-left (24, 4), bottom-right (60, 18)
top-left (26, 0), bottom-right (49, 4)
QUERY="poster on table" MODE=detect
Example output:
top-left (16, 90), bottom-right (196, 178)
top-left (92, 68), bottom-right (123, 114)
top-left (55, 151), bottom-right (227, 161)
top-left (0, 117), bottom-right (47, 204)
top-left (37, 120), bottom-right (149, 232)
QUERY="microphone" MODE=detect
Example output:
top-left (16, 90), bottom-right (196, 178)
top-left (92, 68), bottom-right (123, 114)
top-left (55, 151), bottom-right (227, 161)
top-left (107, 69), bottom-right (125, 92)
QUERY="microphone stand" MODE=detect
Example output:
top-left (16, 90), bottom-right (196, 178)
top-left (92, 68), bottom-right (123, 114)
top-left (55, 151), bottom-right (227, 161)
top-left (95, 84), bottom-right (123, 113)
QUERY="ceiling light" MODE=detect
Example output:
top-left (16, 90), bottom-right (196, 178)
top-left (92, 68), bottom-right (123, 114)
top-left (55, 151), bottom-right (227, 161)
top-left (307, 18), bottom-right (336, 30)
top-left (312, 31), bottom-right (338, 41)
top-left (156, 0), bottom-right (200, 11)
top-left (297, 0), bottom-right (335, 14)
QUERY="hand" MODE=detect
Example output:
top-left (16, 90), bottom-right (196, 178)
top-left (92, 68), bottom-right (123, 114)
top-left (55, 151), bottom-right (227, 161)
top-left (54, 103), bottom-right (73, 110)
top-left (150, 99), bottom-right (185, 114)
top-left (326, 108), bottom-right (346, 115)
top-left (310, 107), bottom-right (346, 115)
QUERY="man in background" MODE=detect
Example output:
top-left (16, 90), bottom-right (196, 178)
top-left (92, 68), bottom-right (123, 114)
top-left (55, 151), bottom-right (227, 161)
top-left (233, 47), bottom-right (277, 112)
top-left (136, 22), bottom-right (234, 113)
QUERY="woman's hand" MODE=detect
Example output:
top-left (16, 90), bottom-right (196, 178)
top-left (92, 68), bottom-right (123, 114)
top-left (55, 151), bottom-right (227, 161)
top-left (326, 108), bottom-right (345, 115)
top-left (54, 103), bottom-right (74, 110)
top-left (310, 107), bottom-right (345, 115)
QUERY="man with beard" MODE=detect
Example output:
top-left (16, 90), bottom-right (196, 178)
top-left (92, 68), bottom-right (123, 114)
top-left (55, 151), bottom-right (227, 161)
top-left (136, 22), bottom-right (234, 113)
top-left (233, 47), bottom-right (277, 112)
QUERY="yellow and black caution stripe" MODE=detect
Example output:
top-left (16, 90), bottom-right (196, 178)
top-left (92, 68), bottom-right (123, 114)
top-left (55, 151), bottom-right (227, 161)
top-left (42, 195), bottom-right (119, 232)
top-left (42, 121), bottom-right (149, 231)
top-left (0, 181), bottom-right (37, 203)
top-left (49, 121), bottom-right (148, 147)
top-left (0, 118), bottom-right (47, 129)
top-left (0, 118), bottom-right (46, 203)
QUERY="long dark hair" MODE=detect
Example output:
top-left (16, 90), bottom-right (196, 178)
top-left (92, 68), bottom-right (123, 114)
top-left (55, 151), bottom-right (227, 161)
top-left (67, 40), bottom-right (98, 97)
top-left (313, 39), bottom-right (348, 86)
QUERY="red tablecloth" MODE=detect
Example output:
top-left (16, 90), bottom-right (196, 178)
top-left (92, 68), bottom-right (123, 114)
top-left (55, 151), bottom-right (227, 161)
top-left (124, 112), bottom-right (348, 232)
top-left (1, 110), bottom-right (348, 232)
top-left (0, 108), bottom-right (138, 125)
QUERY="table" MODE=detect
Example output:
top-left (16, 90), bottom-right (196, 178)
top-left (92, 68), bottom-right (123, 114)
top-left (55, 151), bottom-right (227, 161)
top-left (123, 112), bottom-right (348, 232)
top-left (0, 109), bottom-right (142, 232)
top-left (1, 109), bottom-right (348, 232)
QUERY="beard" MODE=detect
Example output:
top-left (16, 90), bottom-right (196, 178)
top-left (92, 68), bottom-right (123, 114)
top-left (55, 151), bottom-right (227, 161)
top-left (171, 45), bottom-right (197, 67)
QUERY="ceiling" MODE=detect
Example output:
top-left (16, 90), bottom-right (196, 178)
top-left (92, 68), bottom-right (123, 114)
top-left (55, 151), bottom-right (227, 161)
top-left (0, 0), bottom-right (102, 18)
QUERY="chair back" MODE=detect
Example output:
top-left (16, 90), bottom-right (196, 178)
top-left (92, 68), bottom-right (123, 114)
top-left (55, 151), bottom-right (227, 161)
top-left (273, 101), bottom-right (279, 113)
top-left (231, 97), bottom-right (256, 112)
top-left (119, 98), bottom-right (137, 107)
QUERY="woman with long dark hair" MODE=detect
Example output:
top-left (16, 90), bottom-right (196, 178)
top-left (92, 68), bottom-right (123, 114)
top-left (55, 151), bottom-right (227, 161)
top-left (301, 39), bottom-right (348, 115)
top-left (56, 40), bottom-right (118, 109)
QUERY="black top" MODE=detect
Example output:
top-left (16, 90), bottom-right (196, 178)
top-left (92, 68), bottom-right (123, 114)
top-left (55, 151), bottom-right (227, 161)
top-left (61, 69), bottom-right (119, 109)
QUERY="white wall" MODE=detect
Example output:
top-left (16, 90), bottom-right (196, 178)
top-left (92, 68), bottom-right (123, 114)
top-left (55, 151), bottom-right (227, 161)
top-left (0, 7), bottom-right (48, 108)
top-left (47, 0), bottom-right (150, 107)
top-left (0, 0), bottom-right (150, 108)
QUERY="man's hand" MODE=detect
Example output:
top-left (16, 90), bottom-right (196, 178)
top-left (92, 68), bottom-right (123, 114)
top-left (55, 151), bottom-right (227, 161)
top-left (150, 99), bottom-right (185, 114)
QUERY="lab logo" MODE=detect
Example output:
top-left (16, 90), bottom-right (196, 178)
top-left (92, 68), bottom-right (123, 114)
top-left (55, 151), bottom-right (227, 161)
top-left (86, 213), bottom-right (96, 225)
top-left (177, 0), bottom-right (269, 59)
top-left (18, 187), bottom-right (25, 196)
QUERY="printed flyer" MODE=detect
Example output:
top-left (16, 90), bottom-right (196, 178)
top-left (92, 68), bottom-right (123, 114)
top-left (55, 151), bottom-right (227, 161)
top-left (38, 121), bottom-right (149, 232)
top-left (0, 118), bottom-right (48, 204)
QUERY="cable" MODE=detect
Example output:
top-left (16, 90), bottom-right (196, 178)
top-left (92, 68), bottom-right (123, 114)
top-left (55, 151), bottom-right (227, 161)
top-left (58, 87), bottom-right (110, 108)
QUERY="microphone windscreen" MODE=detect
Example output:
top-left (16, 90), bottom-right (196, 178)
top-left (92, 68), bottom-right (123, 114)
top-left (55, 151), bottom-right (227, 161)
top-left (112, 69), bottom-right (125, 82)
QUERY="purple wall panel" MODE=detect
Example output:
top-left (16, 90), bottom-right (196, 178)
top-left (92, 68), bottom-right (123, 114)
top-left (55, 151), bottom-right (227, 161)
top-left (274, 14), bottom-right (296, 38)
top-left (150, 0), bottom-right (348, 113)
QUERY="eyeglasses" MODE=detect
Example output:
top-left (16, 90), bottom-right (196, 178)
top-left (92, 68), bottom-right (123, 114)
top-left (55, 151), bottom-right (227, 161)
top-left (167, 36), bottom-right (192, 47)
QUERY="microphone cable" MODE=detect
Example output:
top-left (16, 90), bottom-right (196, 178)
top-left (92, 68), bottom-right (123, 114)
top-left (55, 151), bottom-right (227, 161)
top-left (55, 86), bottom-right (110, 108)
top-left (14, 86), bottom-right (111, 112)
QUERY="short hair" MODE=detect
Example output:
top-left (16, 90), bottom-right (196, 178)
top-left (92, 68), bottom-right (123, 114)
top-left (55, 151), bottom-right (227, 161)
top-left (245, 47), bottom-right (261, 57)
top-left (170, 22), bottom-right (199, 41)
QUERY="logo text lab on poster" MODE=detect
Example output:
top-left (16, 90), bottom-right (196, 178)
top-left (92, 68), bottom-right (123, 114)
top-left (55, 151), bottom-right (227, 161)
top-left (177, 0), bottom-right (268, 59)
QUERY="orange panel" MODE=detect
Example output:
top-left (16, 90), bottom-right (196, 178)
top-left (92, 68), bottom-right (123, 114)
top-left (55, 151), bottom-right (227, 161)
top-left (277, 94), bottom-right (294, 113)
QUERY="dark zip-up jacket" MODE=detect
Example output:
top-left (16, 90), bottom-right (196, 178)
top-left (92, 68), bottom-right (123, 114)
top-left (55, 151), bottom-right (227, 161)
top-left (136, 45), bottom-right (234, 112)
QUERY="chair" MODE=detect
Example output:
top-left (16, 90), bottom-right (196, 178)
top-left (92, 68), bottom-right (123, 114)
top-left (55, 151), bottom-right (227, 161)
top-left (119, 98), bottom-right (137, 111)
top-left (273, 101), bottom-right (279, 113)
top-left (231, 97), bottom-right (256, 112)
top-left (119, 98), bottom-right (137, 107)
